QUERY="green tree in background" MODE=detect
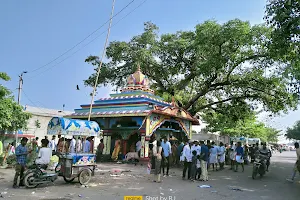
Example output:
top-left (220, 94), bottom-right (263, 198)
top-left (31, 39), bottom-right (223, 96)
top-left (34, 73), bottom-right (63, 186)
top-left (203, 111), bottom-right (280, 142)
top-left (0, 72), bottom-right (31, 132)
top-left (85, 20), bottom-right (299, 120)
top-left (286, 120), bottom-right (300, 140)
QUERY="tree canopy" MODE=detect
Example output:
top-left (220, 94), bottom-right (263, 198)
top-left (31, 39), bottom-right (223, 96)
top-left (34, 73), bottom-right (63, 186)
top-left (84, 20), bottom-right (299, 120)
top-left (202, 111), bottom-right (280, 143)
top-left (0, 72), bottom-right (31, 132)
top-left (265, 0), bottom-right (300, 80)
top-left (286, 120), bottom-right (300, 140)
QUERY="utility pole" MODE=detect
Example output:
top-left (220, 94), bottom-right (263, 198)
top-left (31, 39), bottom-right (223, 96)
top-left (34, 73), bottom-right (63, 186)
top-left (16, 71), bottom-right (27, 145)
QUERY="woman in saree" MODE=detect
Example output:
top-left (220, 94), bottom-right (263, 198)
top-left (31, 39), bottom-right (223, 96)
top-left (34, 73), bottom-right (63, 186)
top-left (111, 140), bottom-right (121, 161)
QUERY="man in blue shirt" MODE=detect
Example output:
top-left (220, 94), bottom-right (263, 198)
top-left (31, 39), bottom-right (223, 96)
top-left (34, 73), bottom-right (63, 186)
top-left (199, 141), bottom-right (209, 181)
top-left (83, 137), bottom-right (91, 153)
top-left (13, 137), bottom-right (30, 188)
top-left (161, 137), bottom-right (172, 176)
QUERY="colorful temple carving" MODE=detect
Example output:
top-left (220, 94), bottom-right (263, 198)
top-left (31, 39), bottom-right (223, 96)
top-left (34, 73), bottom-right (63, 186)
top-left (66, 65), bottom-right (199, 160)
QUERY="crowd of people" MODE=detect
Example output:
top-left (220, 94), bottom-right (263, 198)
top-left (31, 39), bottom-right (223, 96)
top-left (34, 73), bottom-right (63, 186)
top-left (7, 134), bottom-right (300, 188)
top-left (44, 135), bottom-right (96, 154)
top-left (149, 135), bottom-right (275, 183)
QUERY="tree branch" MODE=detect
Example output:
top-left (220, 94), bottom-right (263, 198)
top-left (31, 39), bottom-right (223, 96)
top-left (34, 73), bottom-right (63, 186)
top-left (226, 54), bottom-right (268, 80)
top-left (197, 94), bottom-right (259, 110)
top-left (183, 74), bottom-right (218, 110)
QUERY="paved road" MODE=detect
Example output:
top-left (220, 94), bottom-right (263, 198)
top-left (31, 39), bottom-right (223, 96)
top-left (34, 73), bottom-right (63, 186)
top-left (0, 151), bottom-right (299, 200)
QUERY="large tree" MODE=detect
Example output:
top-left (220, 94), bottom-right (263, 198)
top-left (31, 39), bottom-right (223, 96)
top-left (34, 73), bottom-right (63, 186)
top-left (286, 120), bottom-right (300, 140)
top-left (0, 72), bottom-right (31, 132)
top-left (84, 20), bottom-right (299, 118)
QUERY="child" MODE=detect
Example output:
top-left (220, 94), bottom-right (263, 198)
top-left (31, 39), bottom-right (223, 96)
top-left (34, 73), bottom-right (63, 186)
top-left (196, 155), bottom-right (201, 180)
top-left (190, 150), bottom-right (197, 181)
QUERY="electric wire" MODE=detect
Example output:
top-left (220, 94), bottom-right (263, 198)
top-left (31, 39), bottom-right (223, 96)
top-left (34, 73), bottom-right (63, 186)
top-left (27, 0), bottom-right (147, 80)
top-left (28, 0), bottom-right (136, 74)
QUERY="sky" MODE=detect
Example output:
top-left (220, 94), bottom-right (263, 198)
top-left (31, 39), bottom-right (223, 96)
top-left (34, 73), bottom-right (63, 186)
top-left (0, 0), bottom-right (298, 142)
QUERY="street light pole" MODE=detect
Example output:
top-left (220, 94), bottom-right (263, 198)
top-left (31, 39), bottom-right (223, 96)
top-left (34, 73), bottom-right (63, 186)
top-left (16, 71), bottom-right (27, 145)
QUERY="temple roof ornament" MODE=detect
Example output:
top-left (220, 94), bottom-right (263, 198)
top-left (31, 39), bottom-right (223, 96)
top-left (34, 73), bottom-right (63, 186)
top-left (120, 64), bottom-right (154, 94)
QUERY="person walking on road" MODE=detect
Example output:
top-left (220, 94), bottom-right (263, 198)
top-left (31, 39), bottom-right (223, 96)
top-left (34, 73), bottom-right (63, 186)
top-left (161, 137), bottom-right (172, 177)
top-left (287, 142), bottom-right (300, 182)
top-left (182, 141), bottom-right (192, 180)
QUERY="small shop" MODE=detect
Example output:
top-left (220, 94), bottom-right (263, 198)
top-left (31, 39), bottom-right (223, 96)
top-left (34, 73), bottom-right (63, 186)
top-left (66, 66), bottom-right (199, 161)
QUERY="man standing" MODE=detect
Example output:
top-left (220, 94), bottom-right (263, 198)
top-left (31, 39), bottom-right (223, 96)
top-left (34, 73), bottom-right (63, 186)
top-left (97, 139), bottom-right (105, 161)
top-left (161, 137), bottom-right (172, 176)
top-left (49, 135), bottom-right (57, 154)
top-left (191, 141), bottom-right (201, 155)
top-left (69, 136), bottom-right (76, 153)
top-left (218, 142), bottom-right (226, 170)
top-left (287, 142), bottom-right (300, 182)
top-left (13, 137), bottom-right (30, 188)
top-left (182, 141), bottom-right (192, 180)
top-left (177, 141), bottom-right (184, 166)
top-left (136, 139), bottom-right (142, 157)
top-left (88, 137), bottom-right (95, 153)
top-left (230, 141), bottom-right (236, 170)
top-left (83, 137), bottom-right (91, 153)
top-left (200, 141), bottom-right (209, 181)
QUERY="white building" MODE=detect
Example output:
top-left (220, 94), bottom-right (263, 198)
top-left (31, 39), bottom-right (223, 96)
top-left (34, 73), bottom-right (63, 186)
top-left (23, 105), bottom-right (73, 141)
top-left (191, 115), bottom-right (230, 144)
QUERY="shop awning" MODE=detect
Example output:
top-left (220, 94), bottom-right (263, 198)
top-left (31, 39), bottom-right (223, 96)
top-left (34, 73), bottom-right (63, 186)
top-left (47, 117), bottom-right (101, 136)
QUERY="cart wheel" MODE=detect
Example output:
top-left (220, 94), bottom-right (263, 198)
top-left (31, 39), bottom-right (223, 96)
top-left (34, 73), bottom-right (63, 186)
top-left (78, 169), bottom-right (92, 185)
top-left (63, 176), bottom-right (75, 183)
top-left (24, 172), bottom-right (39, 188)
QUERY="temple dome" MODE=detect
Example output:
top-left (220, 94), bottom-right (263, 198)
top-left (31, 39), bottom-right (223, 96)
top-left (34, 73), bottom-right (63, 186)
top-left (121, 65), bottom-right (154, 94)
top-left (127, 65), bottom-right (148, 87)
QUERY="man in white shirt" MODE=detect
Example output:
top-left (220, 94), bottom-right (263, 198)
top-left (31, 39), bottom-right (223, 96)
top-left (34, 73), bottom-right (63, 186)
top-left (191, 141), bottom-right (201, 156)
top-left (136, 140), bottom-right (142, 157)
top-left (76, 137), bottom-right (82, 153)
top-left (69, 136), bottom-right (76, 153)
top-left (49, 135), bottom-right (57, 154)
top-left (182, 141), bottom-right (192, 180)
top-left (36, 139), bottom-right (52, 166)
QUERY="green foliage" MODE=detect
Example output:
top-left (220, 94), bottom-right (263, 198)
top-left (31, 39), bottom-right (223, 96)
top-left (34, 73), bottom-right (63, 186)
top-left (203, 112), bottom-right (280, 142)
top-left (286, 120), bottom-right (300, 140)
top-left (0, 72), bottom-right (11, 98)
top-left (265, 0), bottom-right (300, 80)
top-left (0, 72), bottom-right (31, 132)
top-left (85, 20), bottom-right (299, 119)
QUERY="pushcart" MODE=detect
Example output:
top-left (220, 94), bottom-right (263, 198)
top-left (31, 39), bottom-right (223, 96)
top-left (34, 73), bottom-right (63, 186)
top-left (47, 117), bottom-right (100, 185)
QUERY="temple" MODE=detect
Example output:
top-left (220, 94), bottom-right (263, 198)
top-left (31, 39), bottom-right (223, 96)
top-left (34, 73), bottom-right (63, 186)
top-left (66, 65), bottom-right (199, 160)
